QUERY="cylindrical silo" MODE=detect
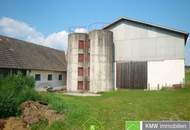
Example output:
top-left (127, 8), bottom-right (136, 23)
top-left (89, 30), bottom-right (114, 92)
top-left (67, 33), bottom-right (89, 92)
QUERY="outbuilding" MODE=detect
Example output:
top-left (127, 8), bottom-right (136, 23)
top-left (0, 35), bottom-right (67, 90)
top-left (103, 17), bottom-right (189, 90)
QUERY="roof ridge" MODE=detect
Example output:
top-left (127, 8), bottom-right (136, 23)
top-left (0, 35), bottom-right (65, 53)
top-left (102, 17), bottom-right (189, 43)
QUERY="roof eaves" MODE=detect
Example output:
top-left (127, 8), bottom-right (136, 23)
top-left (103, 17), bottom-right (189, 44)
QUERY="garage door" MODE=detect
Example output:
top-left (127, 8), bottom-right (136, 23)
top-left (116, 62), bottom-right (147, 89)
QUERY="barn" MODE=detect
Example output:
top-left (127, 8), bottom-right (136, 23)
top-left (103, 17), bottom-right (189, 90)
top-left (67, 17), bottom-right (189, 92)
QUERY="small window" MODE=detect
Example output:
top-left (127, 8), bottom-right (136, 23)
top-left (78, 54), bottom-right (84, 62)
top-left (88, 67), bottom-right (90, 76)
top-left (85, 40), bottom-right (90, 49)
top-left (59, 74), bottom-right (62, 80)
top-left (35, 74), bottom-right (41, 81)
top-left (48, 74), bottom-right (52, 81)
top-left (78, 81), bottom-right (83, 90)
top-left (79, 40), bottom-right (85, 49)
top-left (78, 67), bottom-right (84, 76)
top-left (85, 54), bottom-right (90, 62)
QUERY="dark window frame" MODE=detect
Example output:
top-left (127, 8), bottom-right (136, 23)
top-left (48, 74), bottom-right (52, 81)
top-left (35, 74), bottom-right (41, 81)
top-left (58, 74), bottom-right (62, 80)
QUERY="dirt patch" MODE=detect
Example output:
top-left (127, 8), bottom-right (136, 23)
top-left (0, 119), bottom-right (5, 130)
top-left (1, 117), bottom-right (28, 130)
top-left (21, 101), bottom-right (63, 125)
top-left (0, 101), bottom-right (63, 130)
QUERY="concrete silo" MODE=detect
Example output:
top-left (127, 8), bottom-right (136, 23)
top-left (89, 30), bottom-right (114, 92)
top-left (67, 33), bottom-right (89, 92)
top-left (67, 30), bottom-right (114, 93)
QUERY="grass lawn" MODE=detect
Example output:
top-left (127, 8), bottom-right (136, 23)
top-left (33, 87), bottom-right (190, 130)
top-left (186, 69), bottom-right (190, 84)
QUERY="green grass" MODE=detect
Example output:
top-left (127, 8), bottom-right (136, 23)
top-left (186, 70), bottom-right (190, 83)
top-left (35, 88), bottom-right (190, 130)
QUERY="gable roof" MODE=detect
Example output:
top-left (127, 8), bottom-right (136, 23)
top-left (0, 35), bottom-right (66, 72)
top-left (103, 17), bottom-right (189, 44)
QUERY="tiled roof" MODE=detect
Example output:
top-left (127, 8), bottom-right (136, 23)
top-left (0, 35), bottom-right (66, 72)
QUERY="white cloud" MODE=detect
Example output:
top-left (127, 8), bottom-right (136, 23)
top-left (0, 17), bottom-right (43, 40)
top-left (74, 28), bottom-right (88, 33)
top-left (42, 31), bottom-right (68, 50)
top-left (0, 17), bottom-right (87, 51)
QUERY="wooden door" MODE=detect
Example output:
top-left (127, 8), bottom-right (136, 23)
top-left (116, 62), bottom-right (147, 89)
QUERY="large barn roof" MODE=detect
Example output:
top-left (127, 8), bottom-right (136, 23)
top-left (103, 17), bottom-right (189, 44)
top-left (0, 35), bottom-right (66, 72)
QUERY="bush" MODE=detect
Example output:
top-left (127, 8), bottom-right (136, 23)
top-left (0, 73), bottom-right (41, 118)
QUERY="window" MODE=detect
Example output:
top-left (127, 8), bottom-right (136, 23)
top-left (48, 74), bottom-right (52, 81)
top-left (78, 54), bottom-right (84, 62)
top-left (59, 74), bottom-right (62, 80)
top-left (85, 54), bottom-right (90, 62)
top-left (88, 67), bottom-right (90, 76)
top-left (78, 67), bottom-right (84, 76)
top-left (78, 81), bottom-right (83, 90)
top-left (85, 40), bottom-right (90, 49)
top-left (85, 81), bottom-right (89, 90)
top-left (79, 40), bottom-right (84, 49)
top-left (35, 74), bottom-right (41, 81)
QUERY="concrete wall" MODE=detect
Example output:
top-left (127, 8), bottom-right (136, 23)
top-left (109, 21), bottom-right (185, 61)
top-left (106, 21), bottom-right (185, 89)
top-left (89, 30), bottom-right (114, 92)
top-left (67, 33), bottom-right (89, 91)
top-left (28, 70), bottom-right (66, 88)
top-left (147, 59), bottom-right (185, 90)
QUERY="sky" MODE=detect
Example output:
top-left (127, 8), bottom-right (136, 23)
top-left (0, 0), bottom-right (189, 65)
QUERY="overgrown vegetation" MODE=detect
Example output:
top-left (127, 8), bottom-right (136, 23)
top-left (1, 72), bottom-right (190, 130)
top-left (35, 87), bottom-right (190, 130)
top-left (0, 73), bottom-right (41, 118)
top-left (29, 72), bottom-right (190, 130)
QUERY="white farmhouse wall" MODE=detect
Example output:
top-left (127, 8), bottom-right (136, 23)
top-left (147, 59), bottom-right (185, 90)
top-left (109, 22), bottom-right (185, 61)
top-left (28, 70), bottom-right (66, 88)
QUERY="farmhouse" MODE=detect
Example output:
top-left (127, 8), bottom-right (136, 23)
top-left (67, 17), bottom-right (189, 92)
top-left (0, 35), bottom-right (67, 89)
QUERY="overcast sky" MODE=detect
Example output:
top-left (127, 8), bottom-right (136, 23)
top-left (0, 0), bottom-right (189, 65)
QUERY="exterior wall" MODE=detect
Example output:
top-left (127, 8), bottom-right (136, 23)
top-left (89, 30), bottom-right (114, 92)
top-left (109, 22), bottom-right (185, 61)
top-left (28, 70), bottom-right (66, 88)
top-left (67, 33), bottom-right (89, 92)
top-left (107, 21), bottom-right (185, 89)
top-left (147, 59), bottom-right (185, 90)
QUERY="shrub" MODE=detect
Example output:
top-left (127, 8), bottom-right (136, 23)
top-left (0, 73), bottom-right (41, 118)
